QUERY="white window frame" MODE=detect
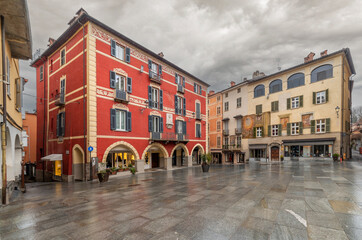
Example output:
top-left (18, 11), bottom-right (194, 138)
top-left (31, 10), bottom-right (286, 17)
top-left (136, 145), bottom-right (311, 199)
top-left (217, 106), bottom-right (221, 115)
top-left (115, 44), bottom-right (125, 61)
top-left (217, 121), bottom-right (221, 132)
top-left (176, 120), bottom-right (183, 134)
top-left (316, 91), bottom-right (326, 104)
top-left (151, 88), bottom-right (159, 109)
top-left (60, 49), bottom-right (66, 66)
top-left (291, 97), bottom-right (299, 109)
top-left (237, 136), bottom-right (241, 146)
top-left (224, 137), bottom-right (229, 145)
top-left (115, 110), bottom-right (126, 131)
top-left (153, 116), bottom-right (160, 132)
top-left (316, 119), bottom-right (326, 133)
top-left (151, 62), bottom-right (158, 75)
top-left (237, 97), bottom-right (242, 108)
top-left (196, 123), bottom-right (201, 138)
top-left (291, 122), bottom-right (299, 135)
top-left (272, 125), bottom-right (279, 136)
top-left (256, 127), bottom-right (262, 137)
top-left (40, 65), bottom-right (44, 81)
top-left (225, 102), bottom-right (229, 111)
top-left (115, 74), bottom-right (126, 91)
top-left (176, 96), bottom-right (183, 114)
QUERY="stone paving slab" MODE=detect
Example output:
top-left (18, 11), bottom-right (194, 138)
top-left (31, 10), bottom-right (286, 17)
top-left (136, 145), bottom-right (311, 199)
top-left (2, 161), bottom-right (362, 239)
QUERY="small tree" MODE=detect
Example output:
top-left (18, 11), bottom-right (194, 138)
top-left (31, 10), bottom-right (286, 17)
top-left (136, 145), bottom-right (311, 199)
top-left (201, 153), bottom-right (212, 165)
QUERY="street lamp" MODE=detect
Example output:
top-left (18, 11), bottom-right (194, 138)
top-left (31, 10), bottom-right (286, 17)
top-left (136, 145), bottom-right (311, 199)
top-left (335, 106), bottom-right (340, 118)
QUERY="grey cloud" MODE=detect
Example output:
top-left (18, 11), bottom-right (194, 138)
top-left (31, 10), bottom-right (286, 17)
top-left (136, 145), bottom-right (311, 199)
top-left (20, 0), bottom-right (362, 113)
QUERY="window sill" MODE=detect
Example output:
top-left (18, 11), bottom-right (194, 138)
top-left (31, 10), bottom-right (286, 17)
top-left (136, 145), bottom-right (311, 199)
top-left (316, 102), bottom-right (326, 105)
top-left (114, 130), bottom-right (128, 132)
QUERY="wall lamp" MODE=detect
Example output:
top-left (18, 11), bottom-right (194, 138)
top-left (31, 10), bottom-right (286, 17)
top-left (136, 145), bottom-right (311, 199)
top-left (335, 106), bottom-right (340, 118)
top-left (140, 100), bottom-right (149, 113)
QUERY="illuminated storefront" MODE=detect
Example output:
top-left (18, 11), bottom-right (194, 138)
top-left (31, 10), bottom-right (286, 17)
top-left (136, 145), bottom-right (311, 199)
top-left (283, 138), bottom-right (334, 159)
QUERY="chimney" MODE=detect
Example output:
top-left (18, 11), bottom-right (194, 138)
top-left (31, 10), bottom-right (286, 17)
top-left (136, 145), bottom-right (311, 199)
top-left (320, 50), bottom-right (328, 57)
top-left (230, 81), bottom-right (235, 87)
top-left (208, 90), bottom-right (215, 96)
top-left (48, 37), bottom-right (55, 47)
top-left (158, 52), bottom-right (164, 58)
top-left (243, 77), bottom-right (247, 81)
top-left (304, 52), bottom-right (315, 63)
top-left (252, 70), bottom-right (265, 79)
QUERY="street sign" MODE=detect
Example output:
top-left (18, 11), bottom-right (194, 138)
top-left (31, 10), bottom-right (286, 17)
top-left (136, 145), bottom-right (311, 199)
top-left (88, 146), bottom-right (94, 152)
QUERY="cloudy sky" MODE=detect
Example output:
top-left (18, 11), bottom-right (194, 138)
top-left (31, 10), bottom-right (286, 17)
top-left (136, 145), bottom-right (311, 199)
top-left (20, 0), bottom-right (362, 113)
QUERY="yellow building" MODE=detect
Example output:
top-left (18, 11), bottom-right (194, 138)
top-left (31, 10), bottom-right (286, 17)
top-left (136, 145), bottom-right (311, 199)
top-left (0, 0), bottom-right (32, 203)
top-left (244, 49), bottom-right (354, 161)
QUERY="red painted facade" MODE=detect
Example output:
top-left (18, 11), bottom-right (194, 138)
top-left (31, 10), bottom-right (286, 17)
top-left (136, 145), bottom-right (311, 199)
top-left (32, 11), bottom-right (208, 180)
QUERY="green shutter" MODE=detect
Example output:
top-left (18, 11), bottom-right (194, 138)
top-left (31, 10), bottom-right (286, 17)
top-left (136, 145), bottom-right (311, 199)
top-left (275, 101), bottom-right (279, 111)
top-left (311, 120), bottom-right (315, 134)
top-left (299, 121), bottom-right (303, 134)
top-left (278, 124), bottom-right (282, 136)
top-left (299, 95), bottom-right (303, 107)
top-left (268, 125), bottom-right (271, 137)
top-left (313, 92), bottom-right (316, 104)
top-left (326, 118), bottom-right (330, 133)
top-left (287, 98), bottom-right (291, 109)
top-left (326, 89), bottom-right (329, 102)
top-left (271, 102), bottom-right (274, 112)
top-left (261, 127), bottom-right (264, 137)
top-left (253, 127), bottom-right (256, 138)
top-left (287, 123), bottom-right (291, 135)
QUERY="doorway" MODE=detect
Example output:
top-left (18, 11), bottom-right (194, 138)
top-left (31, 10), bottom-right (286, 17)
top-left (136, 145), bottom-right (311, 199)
top-left (73, 146), bottom-right (84, 181)
top-left (271, 146), bottom-right (279, 161)
top-left (152, 153), bottom-right (160, 168)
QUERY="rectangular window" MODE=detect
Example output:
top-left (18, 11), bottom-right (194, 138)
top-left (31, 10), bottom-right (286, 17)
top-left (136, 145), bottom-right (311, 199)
top-left (57, 112), bottom-right (66, 137)
top-left (153, 116), bottom-right (160, 132)
top-left (316, 91), bottom-right (326, 104)
top-left (237, 88), bottom-right (241, 93)
top-left (196, 102), bottom-right (201, 119)
top-left (271, 101), bottom-right (279, 112)
top-left (217, 136), bottom-right (221, 147)
top-left (291, 122), bottom-right (299, 135)
top-left (196, 123), bottom-right (201, 138)
top-left (217, 121), bottom-right (221, 131)
top-left (115, 74), bottom-right (126, 91)
top-left (256, 127), bottom-right (262, 137)
top-left (237, 136), bottom-right (241, 146)
top-left (256, 104), bottom-right (262, 114)
top-left (225, 93), bottom-right (228, 98)
top-left (6, 57), bottom-right (10, 97)
top-left (152, 88), bottom-right (159, 109)
top-left (217, 106), bottom-right (221, 115)
top-left (40, 66), bottom-right (44, 81)
top-left (217, 96), bottom-right (221, 101)
top-left (237, 97), bottom-right (242, 108)
top-left (116, 110), bottom-right (127, 131)
top-left (291, 97), bottom-right (299, 109)
top-left (60, 49), bottom-right (66, 66)
top-left (272, 125), bottom-right (279, 136)
top-left (175, 96), bottom-right (183, 115)
top-left (115, 44), bottom-right (124, 61)
top-left (225, 102), bottom-right (229, 111)
top-left (15, 78), bottom-right (21, 111)
top-left (316, 119), bottom-right (326, 133)
top-left (224, 137), bottom-right (229, 146)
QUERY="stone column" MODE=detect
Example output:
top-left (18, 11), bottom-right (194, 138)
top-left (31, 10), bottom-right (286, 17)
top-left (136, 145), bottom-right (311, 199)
top-left (165, 157), bottom-right (172, 170)
top-left (135, 159), bottom-right (144, 173)
top-left (185, 156), bottom-right (193, 167)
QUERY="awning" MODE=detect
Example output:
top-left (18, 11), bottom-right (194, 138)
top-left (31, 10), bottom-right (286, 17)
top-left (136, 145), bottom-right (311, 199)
top-left (249, 144), bottom-right (267, 149)
top-left (41, 154), bottom-right (63, 161)
top-left (233, 115), bottom-right (243, 119)
top-left (282, 138), bottom-right (335, 146)
top-left (222, 118), bottom-right (230, 121)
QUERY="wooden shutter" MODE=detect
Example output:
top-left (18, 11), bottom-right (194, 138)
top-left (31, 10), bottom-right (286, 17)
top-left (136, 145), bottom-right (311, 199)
top-left (326, 118), bottom-right (330, 133)
top-left (160, 117), bottom-right (163, 133)
top-left (183, 98), bottom-right (186, 116)
top-left (158, 64), bottom-right (162, 76)
top-left (175, 120), bottom-right (178, 133)
top-left (183, 121), bottom-right (187, 135)
top-left (175, 95), bottom-right (178, 114)
top-left (125, 47), bottom-right (130, 63)
top-left (311, 120), bottom-right (315, 134)
top-left (261, 126), bottom-right (264, 137)
top-left (253, 127), bottom-right (256, 138)
top-left (56, 114), bottom-right (60, 137)
top-left (287, 98), bottom-right (291, 109)
top-left (183, 76), bottom-right (185, 87)
top-left (127, 112), bottom-right (132, 132)
top-left (313, 92), bottom-right (316, 104)
top-left (110, 71), bottom-right (116, 89)
top-left (299, 95), bottom-right (303, 107)
top-left (148, 115), bottom-right (153, 132)
top-left (271, 102), bottom-right (274, 112)
top-left (287, 123), bottom-right (291, 135)
top-left (111, 39), bottom-right (116, 56)
top-left (110, 109), bottom-right (116, 130)
top-left (148, 86), bottom-right (152, 108)
top-left (61, 112), bottom-right (66, 136)
top-left (127, 77), bottom-right (132, 93)
top-left (199, 86), bottom-right (202, 95)
top-left (278, 124), bottom-right (282, 136)
top-left (299, 121), bottom-right (303, 134)
top-left (326, 89), bottom-right (329, 102)
top-left (159, 90), bottom-right (163, 111)
top-left (268, 125), bottom-right (271, 137)
top-left (175, 73), bottom-right (178, 83)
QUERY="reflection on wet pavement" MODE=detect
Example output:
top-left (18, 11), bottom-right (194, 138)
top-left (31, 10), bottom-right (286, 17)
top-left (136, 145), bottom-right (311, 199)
top-left (1, 160), bottom-right (362, 239)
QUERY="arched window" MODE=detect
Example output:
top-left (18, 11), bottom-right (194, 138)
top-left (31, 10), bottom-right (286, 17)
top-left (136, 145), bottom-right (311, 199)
top-left (269, 79), bottom-right (282, 94)
top-left (311, 64), bottom-right (333, 83)
top-left (287, 73), bottom-right (305, 89)
top-left (254, 84), bottom-right (265, 98)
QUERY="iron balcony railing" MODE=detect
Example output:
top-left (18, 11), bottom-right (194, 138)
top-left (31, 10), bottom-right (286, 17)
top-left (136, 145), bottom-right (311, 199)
top-left (235, 128), bottom-right (242, 135)
top-left (150, 132), bottom-right (189, 142)
top-left (54, 93), bottom-right (65, 106)
top-left (114, 89), bottom-right (129, 103)
top-left (230, 144), bottom-right (242, 151)
top-left (196, 112), bottom-right (201, 120)
top-left (223, 129), bottom-right (229, 135)
top-left (177, 84), bottom-right (184, 93)
top-left (149, 71), bottom-right (162, 84)
top-left (222, 145), bottom-right (229, 150)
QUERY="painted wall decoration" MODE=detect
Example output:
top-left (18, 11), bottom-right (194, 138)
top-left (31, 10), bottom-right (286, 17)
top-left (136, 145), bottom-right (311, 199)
top-left (280, 117), bottom-right (289, 130)
top-left (242, 115), bottom-right (255, 138)
top-left (302, 114), bottom-right (312, 128)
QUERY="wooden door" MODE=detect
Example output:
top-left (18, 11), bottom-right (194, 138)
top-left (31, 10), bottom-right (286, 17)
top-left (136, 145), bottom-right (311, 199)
top-left (271, 147), bottom-right (279, 161)
top-left (152, 153), bottom-right (159, 168)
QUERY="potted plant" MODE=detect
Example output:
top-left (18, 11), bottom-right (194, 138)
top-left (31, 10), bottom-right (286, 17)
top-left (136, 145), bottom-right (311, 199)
top-left (128, 163), bottom-right (133, 168)
top-left (117, 167), bottom-right (123, 172)
top-left (333, 153), bottom-right (339, 161)
top-left (97, 170), bottom-right (109, 183)
top-left (110, 167), bottom-right (118, 175)
top-left (280, 155), bottom-right (284, 161)
top-left (201, 153), bottom-right (212, 172)
top-left (130, 167), bottom-right (136, 175)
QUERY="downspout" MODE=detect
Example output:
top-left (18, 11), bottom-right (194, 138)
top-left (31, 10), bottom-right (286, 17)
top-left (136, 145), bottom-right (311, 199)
top-left (76, 18), bottom-right (87, 181)
top-left (1, 15), bottom-right (8, 205)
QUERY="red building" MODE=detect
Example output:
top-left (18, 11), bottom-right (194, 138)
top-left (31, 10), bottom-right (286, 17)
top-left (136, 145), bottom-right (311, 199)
top-left (31, 9), bottom-right (209, 181)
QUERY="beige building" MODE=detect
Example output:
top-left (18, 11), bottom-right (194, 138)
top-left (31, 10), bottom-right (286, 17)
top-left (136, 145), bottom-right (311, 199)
top-left (243, 49), bottom-right (354, 161)
top-left (0, 0), bottom-right (32, 202)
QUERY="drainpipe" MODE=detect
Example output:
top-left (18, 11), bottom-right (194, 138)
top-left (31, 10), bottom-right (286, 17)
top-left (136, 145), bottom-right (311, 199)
top-left (1, 15), bottom-right (8, 205)
top-left (76, 18), bottom-right (87, 181)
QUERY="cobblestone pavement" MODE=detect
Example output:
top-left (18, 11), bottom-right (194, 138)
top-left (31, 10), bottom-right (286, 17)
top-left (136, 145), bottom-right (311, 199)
top-left (1, 160), bottom-right (362, 240)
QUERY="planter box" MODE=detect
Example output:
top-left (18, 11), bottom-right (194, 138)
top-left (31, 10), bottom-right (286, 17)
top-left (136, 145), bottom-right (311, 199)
top-left (201, 164), bottom-right (210, 172)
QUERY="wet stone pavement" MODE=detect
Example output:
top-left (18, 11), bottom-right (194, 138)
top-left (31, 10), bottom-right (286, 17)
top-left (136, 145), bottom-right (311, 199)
top-left (2, 161), bottom-right (362, 240)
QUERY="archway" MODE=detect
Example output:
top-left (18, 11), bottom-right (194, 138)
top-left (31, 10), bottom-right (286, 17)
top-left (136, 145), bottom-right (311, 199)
top-left (170, 143), bottom-right (189, 167)
top-left (102, 141), bottom-right (139, 169)
top-left (141, 143), bottom-right (169, 169)
top-left (14, 135), bottom-right (22, 178)
top-left (6, 128), bottom-right (14, 180)
top-left (72, 145), bottom-right (84, 181)
top-left (191, 144), bottom-right (205, 165)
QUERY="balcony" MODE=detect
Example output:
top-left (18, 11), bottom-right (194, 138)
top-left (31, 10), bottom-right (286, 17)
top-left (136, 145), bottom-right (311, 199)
top-left (150, 132), bottom-right (189, 143)
top-left (54, 93), bottom-right (65, 106)
top-left (230, 144), bottom-right (242, 151)
top-left (149, 72), bottom-right (162, 84)
top-left (223, 129), bottom-right (229, 136)
top-left (235, 128), bottom-right (242, 135)
top-left (222, 145), bottom-right (229, 150)
top-left (114, 89), bottom-right (129, 103)
top-left (177, 84), bottom-right (184, 93)
top-left (195, 112), bottom-right (202, 120)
